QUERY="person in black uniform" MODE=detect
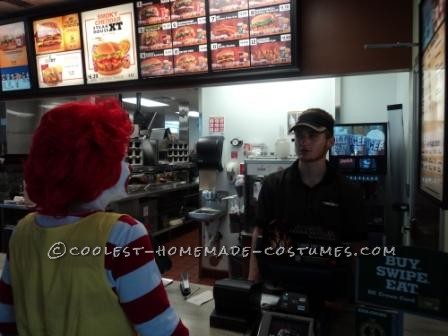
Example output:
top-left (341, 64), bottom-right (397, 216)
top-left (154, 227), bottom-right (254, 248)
top-left (248, 108), bottom-right (367, 286)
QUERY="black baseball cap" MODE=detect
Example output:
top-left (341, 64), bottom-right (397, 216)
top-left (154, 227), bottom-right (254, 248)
top-left (289, 108), bottom-right (334, 136)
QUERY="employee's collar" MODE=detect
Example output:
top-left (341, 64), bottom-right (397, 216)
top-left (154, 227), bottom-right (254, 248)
top-left (293, 160), bottom-right (336, 186)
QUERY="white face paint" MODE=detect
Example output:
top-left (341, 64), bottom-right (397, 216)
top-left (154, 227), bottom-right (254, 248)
top-left (78, 160), bottom-right (130, 211)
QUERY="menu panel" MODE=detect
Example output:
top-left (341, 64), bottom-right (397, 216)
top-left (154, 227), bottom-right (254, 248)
top-left (250, 34), bottom-right (291, 66)
top-left (208, 0), bottom-right (292, 71)
top-left (173, 44), bottom-right (208, 74)
top-left (82, 3), bottom-right (138, 84)
top-left (210, 11), bottom-right (249, 42)
top-left (0, 22), bottom-right (31, 91)
top-left (137, 0), bottom-right (210, 77)
top-left (33, 14), bottom-right (84, 88)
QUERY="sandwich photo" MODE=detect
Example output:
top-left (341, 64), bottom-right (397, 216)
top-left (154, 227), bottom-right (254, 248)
top-left (142, 31), bottom-right (160, 48)
top-left (209, 0), bottom-right (246, 14)
top-left (141, 30), bottom-right (172, 50)
top-left (172, 0), bottom-right (194, 15)
top-left (216, 49), bottom-right (234, 66)
top-left (35, 21), bottom-right (62, 52)
top-left (139, 4), bottom-right (170, 24)
top-left (42, 65), bottom-right (62, 85)
top-left (92, 39), bottom-right (131, 76)
top-left (211, 23), bottom-right (236, 41)
top-left (252, 42), bottom-right (290, 64)
top-left (141, 57), bottom-right (173, 75)
top-left (250, 13), bottom-right (276, 34)
top-left (0, 36), bottom-right (17, 51)
top-left (174, 26), bottom-right (195, 41)
top-left (175, 53), bottom-right (197, 70)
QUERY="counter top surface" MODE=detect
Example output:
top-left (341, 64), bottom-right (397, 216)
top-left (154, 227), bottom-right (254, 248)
top-left (115, 182), bottom-right (199, 202)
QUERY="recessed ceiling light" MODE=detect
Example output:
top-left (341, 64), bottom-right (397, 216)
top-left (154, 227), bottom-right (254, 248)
top-left (122, 97), bottom-right (168, 107)
top-left (175, 111), bottom-right (200, 117)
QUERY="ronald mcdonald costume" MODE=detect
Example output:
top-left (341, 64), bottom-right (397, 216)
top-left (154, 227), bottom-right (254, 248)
top-left (0, 99), bottom-right (189, 336)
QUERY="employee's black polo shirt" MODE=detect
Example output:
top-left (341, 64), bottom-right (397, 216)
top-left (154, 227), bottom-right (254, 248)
top-left (255, 160), bottom-right (367, 248)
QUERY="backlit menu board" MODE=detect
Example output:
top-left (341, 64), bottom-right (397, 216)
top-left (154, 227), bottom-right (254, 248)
top-left (209, 0), bottom-right (291, 71)
top-left (421, 21), bottom-right (445, 202)
top-left (33, 14), bottom-right (84, 88)
top-left (137, 0), bottom-right (209, 77)
top-left (0, 22), bottom-right (31, 91)
top-left (82, 3), bottom-right (138, 84)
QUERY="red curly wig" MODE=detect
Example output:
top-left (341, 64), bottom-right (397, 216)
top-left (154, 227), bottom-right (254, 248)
top-left (24, 98), bottom-right (133, 215)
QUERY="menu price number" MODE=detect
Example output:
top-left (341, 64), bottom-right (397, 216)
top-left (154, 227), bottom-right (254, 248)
top-left (210, 15), bottom-right (216, 22)
top-left (281, 34), bottom-right (291, 42)
top-left (138, 27), bottom-right (144, 33)
top-left (136, 1), bottom-right (142, 7)
top-left (239, 39), bottom-right (249, 47)
top-left (173, 48), bottom-right (180, 55)
top-left (250, 38), bottom-right (257, 45)
top-left (249, 9), bottom-right (255, 17)
top-left (211, 43), bottom-right (218, 50)
top-left (164, 49), bottom-right (173, 56)
top-left (279, 4), bottom-right (290, 12)
top-left (172, 21), bottom-right (178, 28)
top-left (88, 73), bottom-right (99, 80)
top-left (198, 17), bottom-right (206, 24)
top-left (238, 10), bottom-right (249, 18)
top-left (199, 44), bottom-right (207, 52)
top-left (128, 72), bottom-right (136, 78)
top-left (162, 22), bottom-right (172, 29)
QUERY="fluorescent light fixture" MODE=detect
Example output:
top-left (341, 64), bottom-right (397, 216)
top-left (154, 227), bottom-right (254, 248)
top-left (175, 110), bottom-right (200, 117)
top-left (122, 97), bottom-right (168, 107)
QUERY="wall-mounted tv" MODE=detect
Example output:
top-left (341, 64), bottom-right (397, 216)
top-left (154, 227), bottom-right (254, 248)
top-left (330, 123), bottom-right (387, 175)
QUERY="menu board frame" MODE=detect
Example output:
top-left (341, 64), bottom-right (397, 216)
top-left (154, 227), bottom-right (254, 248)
top-left (0, 0), bottom-right (300, 99)
top-left (0, 20), bottom-right (32, 92)
top-left (135, 0), bottom-right (299, 79)
top-left (418, 0), bottom-right (448, 209)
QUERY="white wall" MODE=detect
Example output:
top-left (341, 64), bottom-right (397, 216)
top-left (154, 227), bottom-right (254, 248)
top-left (340, 72), bottom-right (410, 124)
top-left (199, 78), bottom-right (336, 190)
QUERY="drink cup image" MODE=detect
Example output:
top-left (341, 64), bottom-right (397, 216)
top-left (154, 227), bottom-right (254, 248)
top-left (351, 134), bottom-right (367, 155)
top-left (366, 129), bottom-right (385, 155)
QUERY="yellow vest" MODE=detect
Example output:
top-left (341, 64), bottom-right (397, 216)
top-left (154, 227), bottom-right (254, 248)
top-left (9, 212), bottom-right (136, 336)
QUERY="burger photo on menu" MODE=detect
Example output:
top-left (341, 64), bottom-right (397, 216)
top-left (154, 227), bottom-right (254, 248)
top-left (41, 65), bottom-right (62, 85)
top-left (92, 39), bottom-right (131, 76)
top-left (141, 55), bottom-right (173, 76)
top-left (212, 45), bottom-right (249, 70)
top-left (249, 8), bottom-right (290, 37)
top-left (140, 27), bottom-right (172, 51)
top-left (138, 3), bottom-right (171, 25)
top-left (248, 0), bottom-right (289, 9)
top-left (251, 37), bottom-right (291, 66)
top-left (35, 21), bottom-right (63, 54)
top-left (209, 0), bottom-right (248, 15)
top-left (173, 23), bottom-right (206, 47)
top-left (171, 0), bottom-right (205, 20)
top-left (210, 17), bottom-right (249, 42)
top-left (0, 36), bottom-right (19, 51)
top-left (174, 51), bottom-right (207, 73)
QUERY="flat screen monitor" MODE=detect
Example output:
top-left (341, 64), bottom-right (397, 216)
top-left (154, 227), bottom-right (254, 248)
top-left (330, 123), bottom-right (387, 175)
